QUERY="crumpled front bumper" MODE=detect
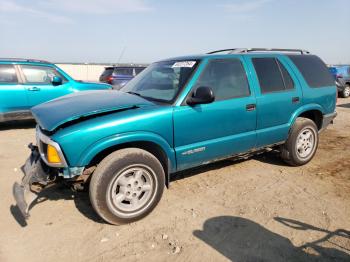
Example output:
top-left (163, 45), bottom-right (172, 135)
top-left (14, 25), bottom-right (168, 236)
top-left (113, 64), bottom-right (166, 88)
top-left (12, 144), bottom-right (51, 219)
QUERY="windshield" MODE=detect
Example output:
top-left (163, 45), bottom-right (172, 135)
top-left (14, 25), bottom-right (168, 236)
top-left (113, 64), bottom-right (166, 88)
top-left (121, 60), bottom-right (199, 103)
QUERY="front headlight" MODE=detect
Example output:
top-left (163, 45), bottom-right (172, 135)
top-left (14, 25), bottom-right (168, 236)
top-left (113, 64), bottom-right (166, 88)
top-left (36, 126), bottom-right (68, 167)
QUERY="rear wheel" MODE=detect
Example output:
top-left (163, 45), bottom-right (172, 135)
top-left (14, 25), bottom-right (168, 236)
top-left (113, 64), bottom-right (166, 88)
top-left (340, 85), bottom-right (350, 98)
top-left (89, 148), bottom-right (165, 225)
top-left (281, 117), bottom-right (319, 166)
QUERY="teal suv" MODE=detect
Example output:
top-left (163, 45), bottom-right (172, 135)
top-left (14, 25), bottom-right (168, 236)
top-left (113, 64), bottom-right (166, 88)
top-left (0, 58), bottom-right (111, 122)
top-left (13, 49), bottom-right (337, 225)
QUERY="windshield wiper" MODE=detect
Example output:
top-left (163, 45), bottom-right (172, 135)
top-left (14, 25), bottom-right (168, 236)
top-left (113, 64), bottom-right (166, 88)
top-left (126, 91), bottom-right (142, 97)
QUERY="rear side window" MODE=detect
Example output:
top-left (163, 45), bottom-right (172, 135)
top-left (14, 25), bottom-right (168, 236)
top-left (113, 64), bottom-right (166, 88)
top-left (253, 58), bottom-right (294, 93)
top-left (194, 59), bottom-right (250, 101)
top-left (114, 68), bottom-right (133, 76)
top-left (277, 60), bottom-right (294, 90)
top-left (0, 64), bottom-right (18, 83)
top-left (288, 55), bottom-right (334, 88)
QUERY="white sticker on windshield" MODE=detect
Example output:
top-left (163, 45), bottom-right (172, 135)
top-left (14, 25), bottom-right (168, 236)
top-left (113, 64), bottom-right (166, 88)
top-left (172, 61), bottom-right (196, 68)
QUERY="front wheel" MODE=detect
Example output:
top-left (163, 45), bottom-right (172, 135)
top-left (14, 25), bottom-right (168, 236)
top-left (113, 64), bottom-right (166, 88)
top-left (281, 117), bottom-right (319, 166)
top-left (89, 148), bottom-right (165, 225)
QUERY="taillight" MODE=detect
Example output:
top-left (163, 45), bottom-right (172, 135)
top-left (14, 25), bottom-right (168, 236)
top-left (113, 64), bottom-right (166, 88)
top-left (107, 76), bottom-right (113, 84)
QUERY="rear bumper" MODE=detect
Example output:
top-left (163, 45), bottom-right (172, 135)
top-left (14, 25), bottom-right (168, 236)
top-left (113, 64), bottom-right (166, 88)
top-left (320, 112), bottom-right (337, 132)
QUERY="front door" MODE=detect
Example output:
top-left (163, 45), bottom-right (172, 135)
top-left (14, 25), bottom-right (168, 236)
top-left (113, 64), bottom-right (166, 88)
top-left (20, 65), bottom-right (71, 107)
top-left (174, 58), bottom-right (257, 171)
top-left (0, 64), bottom-right (29, 119)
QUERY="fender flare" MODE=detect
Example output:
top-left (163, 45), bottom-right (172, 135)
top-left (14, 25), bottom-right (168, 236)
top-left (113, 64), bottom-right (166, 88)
top-left (288, 103), bottom-right (324, 129)
top-left (77, 131), bottom-right (177, 173)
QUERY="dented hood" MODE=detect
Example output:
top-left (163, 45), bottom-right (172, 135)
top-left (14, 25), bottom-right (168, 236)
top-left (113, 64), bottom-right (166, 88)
top-left (31, 90), bottom-right (155, 132)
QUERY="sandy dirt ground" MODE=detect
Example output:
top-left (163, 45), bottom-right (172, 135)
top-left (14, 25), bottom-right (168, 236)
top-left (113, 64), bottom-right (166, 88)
top-left (0, 99), bottom-right (349, 262)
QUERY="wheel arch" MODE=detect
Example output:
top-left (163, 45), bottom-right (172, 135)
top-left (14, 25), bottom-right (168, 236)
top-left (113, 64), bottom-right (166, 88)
top-left (78, 132), bottom-right (176, 187)
top-left (289, 104), bottom-right (324, 131)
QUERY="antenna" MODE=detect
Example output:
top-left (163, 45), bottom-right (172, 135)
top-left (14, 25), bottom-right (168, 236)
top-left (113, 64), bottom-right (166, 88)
top-left (117, 46), bottom-right (126, 64)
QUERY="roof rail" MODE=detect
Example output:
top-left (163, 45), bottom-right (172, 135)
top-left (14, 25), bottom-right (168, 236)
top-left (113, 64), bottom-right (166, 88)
top-left (0, 58), bottom-right (50, 63)
top-left (207, 48), bottom-right (310, 55)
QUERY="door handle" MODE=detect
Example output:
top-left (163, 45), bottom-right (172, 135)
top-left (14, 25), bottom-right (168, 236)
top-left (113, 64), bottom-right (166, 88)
top-left (292, 97), bottom-right (300, 103)
top-left (28, 86), bottom-right (41, 91)
top-left (246, 104), bottom-right (256, 111)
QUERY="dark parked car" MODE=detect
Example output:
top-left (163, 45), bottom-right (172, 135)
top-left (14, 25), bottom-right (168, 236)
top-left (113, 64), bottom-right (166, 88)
top-left (99, 66), bottom-right (146, 89)
top-left (328, 65), bottom-right (350, 98)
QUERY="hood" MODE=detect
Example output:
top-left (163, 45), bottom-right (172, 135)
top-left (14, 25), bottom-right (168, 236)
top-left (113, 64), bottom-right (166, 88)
top-left (31, 90), bottom-right (155, 132)
top-left (74, 80), bottom-right (112, 89)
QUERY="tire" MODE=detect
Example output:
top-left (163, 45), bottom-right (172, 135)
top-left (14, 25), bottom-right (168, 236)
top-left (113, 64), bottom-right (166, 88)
top-left (281, 117), bottom-right (319, 166)
top-left (89, 148), bottom-right (165, 225)
top-left (340, 85), bottom-right (350, 98)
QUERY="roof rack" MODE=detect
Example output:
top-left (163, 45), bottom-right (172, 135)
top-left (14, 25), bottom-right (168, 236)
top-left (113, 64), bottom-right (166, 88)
top-left (0, 58), bottom-right (50, 63)
top-left (207, 48), bottom-right (310, 55)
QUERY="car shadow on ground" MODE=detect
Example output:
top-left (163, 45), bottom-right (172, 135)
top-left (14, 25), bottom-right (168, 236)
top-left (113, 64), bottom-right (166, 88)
top-left (0, 120), bottom-right (36, 130)
top-left (10, 184), bottom-right (105, 227)
top-left (194, 216), bottom-right (350, 262)
top-left (337, 103), bottom-right (350, 109)
top-left (171, 159), bottom-right (242, 182)
top-left (253, 150), bottom-right (290, 167)
top-left (171, 150), bottom-right (288, 182)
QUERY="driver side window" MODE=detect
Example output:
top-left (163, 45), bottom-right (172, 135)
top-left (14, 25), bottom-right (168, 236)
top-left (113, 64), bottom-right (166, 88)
top-left (21, 65), bottom-right (65, 85)
top-left (194, 59), bottom-right (250, 101)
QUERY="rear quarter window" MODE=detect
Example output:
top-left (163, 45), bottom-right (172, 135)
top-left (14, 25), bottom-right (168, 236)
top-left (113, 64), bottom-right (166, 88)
top-left (102, 68), bottom-right (113, 76)
top-left (288, 55), bottom-right (334, 88)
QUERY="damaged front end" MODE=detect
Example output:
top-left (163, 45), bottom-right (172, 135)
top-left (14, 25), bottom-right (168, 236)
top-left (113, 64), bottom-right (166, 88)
top-left (12, 143), bottom-right (92, 220)
top-left (12, 144), bottom-right (57, 219)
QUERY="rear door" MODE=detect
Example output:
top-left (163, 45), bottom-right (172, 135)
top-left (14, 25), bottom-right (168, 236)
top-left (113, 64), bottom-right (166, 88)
top-left (0, 64), bottom-right (28, 117)
top-left (19, 64), bottom-right (72, 107)
top-left (248, 56), bottom-right (303, 147)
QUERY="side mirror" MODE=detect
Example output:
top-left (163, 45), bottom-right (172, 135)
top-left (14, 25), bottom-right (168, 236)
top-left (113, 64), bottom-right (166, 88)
top-left (187, 86), bottom-right (215, 105)
top-left (52, 76), bottom-right (62, 86)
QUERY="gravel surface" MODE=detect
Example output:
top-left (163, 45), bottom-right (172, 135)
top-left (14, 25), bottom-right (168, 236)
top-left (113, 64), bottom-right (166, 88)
top-left (0, 99), bottom-right (349, 262)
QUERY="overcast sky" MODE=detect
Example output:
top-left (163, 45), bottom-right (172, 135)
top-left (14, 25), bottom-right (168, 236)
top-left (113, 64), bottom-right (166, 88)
top-left (0, 0), bottom-right (349, 64)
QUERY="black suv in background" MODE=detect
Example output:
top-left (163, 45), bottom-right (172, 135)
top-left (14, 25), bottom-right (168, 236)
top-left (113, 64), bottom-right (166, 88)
top-left (99, 66), bottom-right (146, 89)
